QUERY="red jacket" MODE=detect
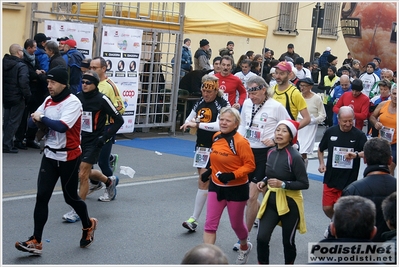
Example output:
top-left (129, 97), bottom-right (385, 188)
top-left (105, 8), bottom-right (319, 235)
top-left (332, 91), bottom-right (370, 130)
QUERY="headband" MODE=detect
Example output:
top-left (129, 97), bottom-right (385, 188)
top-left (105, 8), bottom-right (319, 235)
top-left (82, 74), bottom-right (99, 86)
top-left (247, 84), bottom-right (264, 92)
top-left (201, 80), bottom-right (219, 91)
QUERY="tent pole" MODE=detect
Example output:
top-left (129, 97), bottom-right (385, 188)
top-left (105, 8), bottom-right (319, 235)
top-left (260, 37), bottom-right (267, 81)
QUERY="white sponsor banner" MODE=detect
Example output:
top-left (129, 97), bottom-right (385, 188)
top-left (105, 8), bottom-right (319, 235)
top-left (101, 26), bottom-right (143, 133)
top-left (44, 20), bottom-right (94, 58)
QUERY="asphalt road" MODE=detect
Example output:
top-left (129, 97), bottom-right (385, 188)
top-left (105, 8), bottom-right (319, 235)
top-left (2, 126), bottom-right (367, 265)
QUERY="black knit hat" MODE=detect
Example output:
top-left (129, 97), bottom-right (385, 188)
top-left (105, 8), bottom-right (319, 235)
top-left (200, 39), bottom-right (209, 47)
top-left (351, 79), bottom-right (363, 91)
top-left (327, 54), bottom-right (338, 63)
top-left (47, 66), bottom-right (68, 85)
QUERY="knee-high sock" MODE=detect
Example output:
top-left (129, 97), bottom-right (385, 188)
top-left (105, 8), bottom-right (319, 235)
top-left (192, 189), bottom-right (208, 221)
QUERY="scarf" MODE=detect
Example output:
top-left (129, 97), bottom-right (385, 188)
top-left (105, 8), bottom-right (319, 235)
top-left (82, 88), bottom-right (99, 99)
top-left (363, 164), bottom-right (390, 177)
top-left (52, 87), bottom-right (71, 103)
top-left (23, 49), bottom-right (35, 67)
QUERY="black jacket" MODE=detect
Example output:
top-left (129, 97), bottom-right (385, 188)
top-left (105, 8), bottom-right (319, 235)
top-left (342, 168), bottom-right (397, 242)
top-left (2, 54), bottom-right (31, 108)
top-left (23, 53), bottom-right (43, 94)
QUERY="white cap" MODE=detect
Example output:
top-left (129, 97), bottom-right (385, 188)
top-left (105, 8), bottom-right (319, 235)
top-left (270, 67), bottom-right (276, 74)
top-left (326, 47), bottom-right (331, 51)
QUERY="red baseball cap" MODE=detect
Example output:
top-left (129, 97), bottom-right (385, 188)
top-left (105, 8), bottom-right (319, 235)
top-left (62, 39), bottom-right (77, 48)
top-left (275, 61), bottom-right (292, 73)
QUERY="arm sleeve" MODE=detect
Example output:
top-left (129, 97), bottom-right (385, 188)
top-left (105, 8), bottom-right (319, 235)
top-left (41, 116), bottom-right (69, 133)
top-left (102, 95), bottom-right (124, 140)
top-left (198, 120), bottom-right (220, 132)
top-left (184, 110), bottom-right (196, 124)
top-left (286, 154), bottom-right (309, 190)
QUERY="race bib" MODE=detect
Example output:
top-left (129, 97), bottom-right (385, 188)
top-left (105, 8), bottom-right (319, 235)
top-left (81, 111), bottom-right (93, 132)
top-left (380, 127), bottom-right (395, 143)
top-left (245, 128), bottom-right (261, 142)
top-left (332, 146), bottom-right (354, 169)
top-left (193, 147), bottom-right (211, 168)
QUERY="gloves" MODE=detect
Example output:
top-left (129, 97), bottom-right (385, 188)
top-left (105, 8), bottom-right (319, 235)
top-left (97, 136), bottom-right (107, 148)
top-left (218, 173), bottom-right (235, 184)
top-left (201, 169), bottom-right (212, 183)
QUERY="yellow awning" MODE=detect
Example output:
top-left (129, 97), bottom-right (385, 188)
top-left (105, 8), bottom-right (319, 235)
top-left (184, 2), bottom-right (268, 39)
top-left (76, 2), bottom-right (268, 39)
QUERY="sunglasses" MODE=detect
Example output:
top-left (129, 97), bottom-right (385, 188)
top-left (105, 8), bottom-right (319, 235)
top-left (81, 80), bottom-right (93, 85)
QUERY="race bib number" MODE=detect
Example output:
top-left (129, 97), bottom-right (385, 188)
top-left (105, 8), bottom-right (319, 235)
top-left (380, 127), bottom-right (395, 143)
top-left (81, 111), bottom-right (93, 132)
top-left (193, 147), bottom-right (211, 168)
top-left (245, 128), bottom-right (261, 142)
top-left (332, 146), bottom-right (354, 169)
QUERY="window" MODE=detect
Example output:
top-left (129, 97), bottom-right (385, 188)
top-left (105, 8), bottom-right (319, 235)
top-left (320, 3), bottom-right (340, 37)
top-left (276, 3), bottom-right (299, 34)
top-left (229, 3), bottom-right (250, 15)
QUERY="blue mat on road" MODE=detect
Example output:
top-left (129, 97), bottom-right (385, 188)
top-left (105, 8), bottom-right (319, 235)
top-left (115, 137), bottom-right (196, 158)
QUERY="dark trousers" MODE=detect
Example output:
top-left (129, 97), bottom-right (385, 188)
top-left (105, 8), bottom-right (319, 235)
top-left (15, 93), bottom-right (44, 142)
top-left (97, 125), bottom-right (116, 177)
top-left (33, 155), bottom-right (91, 241)
top-left (257, 192), bottom-right (299, 264)
top-left (3, 101), bottom-right (25, 150)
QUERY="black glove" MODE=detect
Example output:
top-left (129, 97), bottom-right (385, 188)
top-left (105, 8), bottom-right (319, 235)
top-left (218, 173), bottom-right (235, 184)
top-left (201, 169), bottom-right (212, 183)
top-left (97, 136), bottom-right (107, 148)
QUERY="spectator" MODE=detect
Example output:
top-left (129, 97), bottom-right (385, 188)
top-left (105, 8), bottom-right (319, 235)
top-left (271, 61), bottom-right (311, 128)
top-left (319, 53), bottom-right (338, 89)
top-left (219, 40), bottom-right (235, 70)
top-left (332, 79), bottom-right (370, 131)
top-left (250, 60), bottom-right (261, 76)
top-left (318, 47), bottom-right (331, 70)
top-left (342, 137), bottom-right (397, 242)
top-left (180, 75), bottom-right (230, 232)
top-left (373, 57), bottom-right (382, 79)
top-left (15, 39), bottom-right (45, 150)
top-left (351, 59), bottom-right (361, 79)
top-left (256, 119), bottom-right (309, 264)
top-left (330, 75), bottom-right (352, 126)
top-left (318, 106), bottom-right (367, 226)
top-left (313, 51), bottom-right (321, 66)
top-left (208, 56), bottom-right (222, 76)
top-left (297, 78), bottom-right (326, 169)
top-left (262, 47), bottom-right (273, 80)
top-left (202, 107), bottom-right (255, 264)
top-left (381, 192), bottom-right (396, 251)
top-left (33, 33), bottom-right (50, 72)
top-left (235, 75), bottom-right (290, 251)
top-left (62, 39), bottom-right (85, 94)
top-left (320, 65), bottom-right (339, 127)
top-left (215, 55), bottom-right (247, 110)
top-left (15, 66), bottom-right (97, 255)
top-left (294, 57), bottom-right (311, 80)
top-left (194, 39), bottom-right (211, 71)
top-left (322, 195), bottom-right (377, 241)
top-left (359, 62), bottom-right (380, 98)
top-left (369, 84), bottom-right (397, 176)
top-left (234, 59), bottom-right (257, 89)
top-left (246, 50), bottom-right (254, 61)
top-left (311, 61), bottom-right (320, 84)
top-left (57, 36), bottom-right (69, 55)
top-left (80, 58), bottom-right (91, 74)
top-left (232, 54), bottom-right (248, 74)
top-left (181, 243), bottom-right (228, 264)
top-left (278, 43), bottom-right (300, 62)
top-left (44, 41), bottom-right (67, 70)
top-left (2, 44), bottom-right (31, 153)
top-left (180, 38), bottom-right (193, 79)
top-left (342, 52), bottom-right (353, 66)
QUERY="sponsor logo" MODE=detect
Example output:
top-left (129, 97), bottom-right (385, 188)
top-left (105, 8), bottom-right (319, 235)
top-left (122, 90), bottom-right (136, 97)
top-left (80, 38), bottom-right (90, 43)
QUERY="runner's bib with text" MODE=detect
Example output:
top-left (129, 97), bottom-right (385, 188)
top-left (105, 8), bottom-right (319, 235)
top-left (193, 147), bottom-right (211, 168)
top-left (81, 111), bottom-right (93, 133)
top-left (380, 127), bottom-right (395, 143)
top-left (332, 146), bottom-right (354, 169)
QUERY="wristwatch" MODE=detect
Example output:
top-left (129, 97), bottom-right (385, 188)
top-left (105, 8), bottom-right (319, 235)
top-left (281, 181), bottom-right (286, 189)
top-left (355, 151), bottom-right (359, 158)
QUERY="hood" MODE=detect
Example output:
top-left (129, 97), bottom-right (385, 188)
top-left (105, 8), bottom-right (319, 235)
top-left (3, 54), bottom-right (21, 71)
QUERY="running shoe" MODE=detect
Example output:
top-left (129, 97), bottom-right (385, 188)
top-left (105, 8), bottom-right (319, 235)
top-left (98, 176), bottom-right (118, 202)
top-left (110, 154), bottom-right (119, 173)
top-left (15, 236), bottom-right (42, 255)
top-left (182, 217), bottom-right (198, 231)
top-left (62, 209), bottom-right (80, 223)
top-left (80, 218), bottom-right (98, 248)
top-left (236, 242), bottom-right (252, 264)
top-left (87, 181), bottom-right (103, 195)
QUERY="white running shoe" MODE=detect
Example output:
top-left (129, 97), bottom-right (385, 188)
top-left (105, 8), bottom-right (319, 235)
top-left (62, 209), bottom-right (80, 223)
top-left (236, 242), bottom-right (252, 264)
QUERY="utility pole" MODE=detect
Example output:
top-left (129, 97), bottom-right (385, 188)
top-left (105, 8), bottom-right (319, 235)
top-left (310, 2), bottom-right (321, 63)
